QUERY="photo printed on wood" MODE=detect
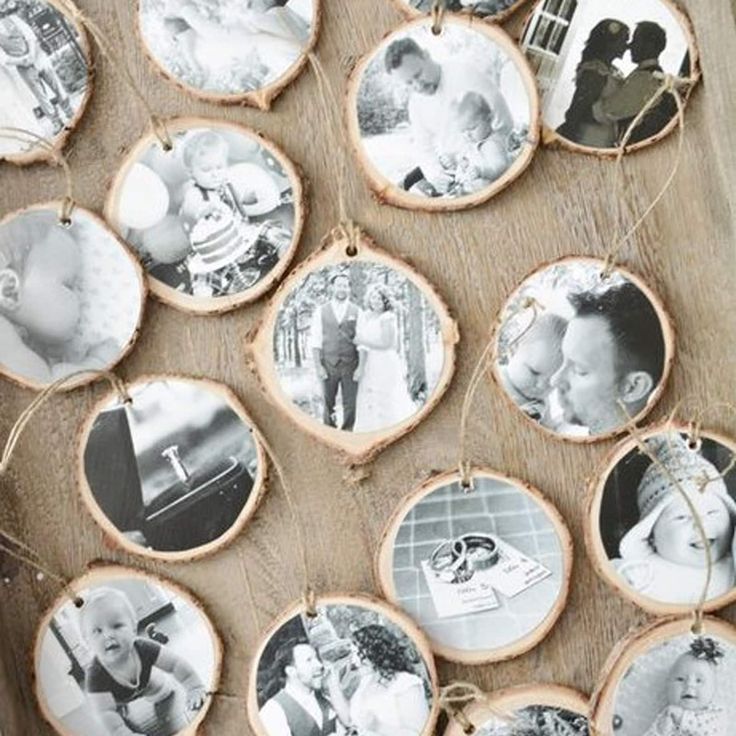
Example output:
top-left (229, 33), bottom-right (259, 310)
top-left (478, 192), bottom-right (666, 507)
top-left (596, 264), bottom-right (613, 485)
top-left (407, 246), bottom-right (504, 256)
top-left (492, 256), bottom-right (674, 442)
top-left (248, 594), bottom-right (438, 736)
top-left (520, 0), bottom-right (699, 154)
top-left (377, 469), bottom-right (572, 663)
top-left (0, 0), bottom-right (92, 164)
top-left (592, 617), bottom-right (736, 736)
top-left (393, 0), bottom-right (527, 23)
top-left (347, 16), bottom-right (539, 211)
top-left (34, 566), bottom-right (221, 736)
top-left (248, 230), bottom-right (458, 462)
top-left (79, 376), bottom-right (267, 560)
top-left (106, 118), bottom-right (304, 313)
top-left (587, 423), bottom-right (736, 614)
top-left (137, 0), bottom-right (319, 106)
top-left (443, 684), bottom-right (589, 736)
top-left (0, 204), bottom-right (145, 390)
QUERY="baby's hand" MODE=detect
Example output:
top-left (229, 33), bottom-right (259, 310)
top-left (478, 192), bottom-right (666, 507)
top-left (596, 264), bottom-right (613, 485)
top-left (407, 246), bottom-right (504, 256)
top-left (186, 685), bottom-right (207, 712)
top-left (438, 153), bottom-right (455, 170)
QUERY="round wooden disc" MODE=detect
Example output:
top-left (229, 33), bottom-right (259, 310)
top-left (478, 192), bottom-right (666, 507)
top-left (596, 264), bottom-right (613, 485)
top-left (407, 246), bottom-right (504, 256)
top-left (136, 0), bottom-right (321, 108)
top-left (345, 15), bottom-right (540, 212)
top-left (586, 420), bottom-right (736, 615)
top-left (443, 683), bottom-right (590, 736)
top-left (519, 0), bottom-right (701, 156)
top-left (247, 227), bottom-right (459, 463)
top-left (591, 616), bottom-right (736, 736)
top-left (247, 592), bottom-right (439, 736)
top-left (34, 564), bottom-right (222, 736)
top-left (105, 117), bottom-right (306, 314)
top-left (376, 467), bottom-right (573, 664)
top-left (0, 202), bottom-right (146, 391)
top-left (491, 255), bottom-right (675, 443)
top-left (392, 0), bottom-right (529, 24)
top-left (0, 0), bottom-right (93, 166)
top-left (77, 374), bottom-right (268, 561)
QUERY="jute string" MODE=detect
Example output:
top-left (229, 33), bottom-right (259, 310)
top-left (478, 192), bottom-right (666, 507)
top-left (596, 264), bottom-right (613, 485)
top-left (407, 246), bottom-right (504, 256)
top-left (54, 0), bottom-right (171, 150)
top-left (431, 0), bottom-right (448, 35)
top-left (438, 682), bottom-right (510, 734)
top-left (456, 297), bottom-right (542, 488)
top-left (0, 127), bottom-right (75, 223)
top-left (602, 72), bottom-right (697, 276)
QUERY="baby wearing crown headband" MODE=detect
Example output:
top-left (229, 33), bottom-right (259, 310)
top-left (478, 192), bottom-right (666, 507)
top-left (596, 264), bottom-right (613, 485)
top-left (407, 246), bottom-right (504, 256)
top-left (643, 637), bottom-right (727, 736)
top-left (612, 433), bottom-right (736, 605)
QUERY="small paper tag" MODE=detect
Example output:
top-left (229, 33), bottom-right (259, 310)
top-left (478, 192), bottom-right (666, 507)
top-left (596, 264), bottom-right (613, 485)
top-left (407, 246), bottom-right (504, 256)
top-left (421, 538), bottom-right (551, 619)
top-left (421, 561), bottom-right (500, 619)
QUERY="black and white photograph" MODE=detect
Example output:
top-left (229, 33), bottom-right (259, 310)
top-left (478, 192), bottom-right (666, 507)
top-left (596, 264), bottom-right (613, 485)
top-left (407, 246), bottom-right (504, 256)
top-left (0, 206), bottom-right (144, 388)
top-left (107, 121), bottom-right (301, 310)
top-left (137, 0), bottom-right (315, 98)
top-left (350, 19), bottom-right (536, 205)
top-left (81, 377), bottom-right (264, 558)
top-left (595, 429), bottom-right (736, 609)
top-left (521, 0), bottom-right (695, 151)
top-left (36, 571), bottom-right (219, 736)
top-left (475, 704), bottom-right (589, 736)
top-left (382, 474), bottom-right (569, 659)
top-left (610, 634), bottom-right (736, 736)
top-left (271, 262), bottom-right (446, 434)
top-left (0, 0), bottom-right (89, 158)
top-left (398, 0), bottom-right (521, 20)
top-left (252, 601), bottom-right (435, 736)
top-left (494, 258), bottom-right (671, 440)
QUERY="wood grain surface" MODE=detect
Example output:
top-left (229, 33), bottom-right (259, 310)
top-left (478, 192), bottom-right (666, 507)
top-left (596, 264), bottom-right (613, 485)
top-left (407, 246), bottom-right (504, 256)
top-left (1, 1), bottom-right (735, 733)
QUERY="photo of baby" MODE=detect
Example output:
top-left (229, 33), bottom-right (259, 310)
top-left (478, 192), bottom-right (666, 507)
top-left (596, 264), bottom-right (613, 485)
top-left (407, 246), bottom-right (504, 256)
top-left (494, 259), bottom-right (670, 439)
top-left (82, 378), bottom-right (263, 557)
top-left (597, 430), bottom-right (736, 608)
top-left (253, 602), bottom-right (434, 736)
top-left (36, 574), bottom-right (219, 736)
top-left (107, 123), bottom-right (300, 310)
top-left (0, 0), bottom-right (89, 158)
top-left (352, 21), bottom-right (535, 203)
top-left (0, 207), bottom-right (144, 388)
top-left (611, 634), bottom-right (736, 736)
top-left (384, 474), bottom-right (568, 656)
top-left (138, 0), bottom-right (315, 98)
top-left (475, 704), bottom-right (589, 736)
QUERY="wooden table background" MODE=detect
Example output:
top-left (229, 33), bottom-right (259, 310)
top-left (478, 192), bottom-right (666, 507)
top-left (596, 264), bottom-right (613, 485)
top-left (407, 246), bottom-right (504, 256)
top-left (1, 1), bottom-right (735, 733)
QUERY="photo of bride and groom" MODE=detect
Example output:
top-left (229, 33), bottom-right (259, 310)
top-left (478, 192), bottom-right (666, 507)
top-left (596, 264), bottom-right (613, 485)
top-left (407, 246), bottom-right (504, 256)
top-left (255, 604), bottom-right (434, 736)
top-left (273, 264), bottom-right (445, 434)
top-left (0, 0), bottom-right (89, 156)
top-left (522, 0), bottom-right (693, 150)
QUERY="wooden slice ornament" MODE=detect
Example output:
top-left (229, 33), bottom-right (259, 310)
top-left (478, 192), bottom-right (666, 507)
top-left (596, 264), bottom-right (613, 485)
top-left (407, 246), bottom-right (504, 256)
top-left (520, 0), bottom-right (701, 156)
top-left (247, 227), bottom-right (459, 463)
top-left (105, 117), bottom-right (306, 314)
top-left (34, 564), bottom-right (222, 736)
top-left (0, 203), bottom-right (146, 391)
top-left (247, 592), bottom-right (440, 736)
top-left (491, 255), bottom-right (675, 443)
top-left (376, 467), bottom-right (573, 664)
top-left (136, 0), bottom-right (321, 109)
top-left (77, 375), bottom-right (268, 561)
top-left (586, 420), bottom-right (736, 616)
top-left (591, 616), bottom-right (736, 736)
top-left (393, 0), bottom-right (530, 25)
top-left (0, 0), bottom-right (93, 166)
top-left (346, 14), bottom-right (540, 211)
top-left (443, 683), bottom-right (590, 736)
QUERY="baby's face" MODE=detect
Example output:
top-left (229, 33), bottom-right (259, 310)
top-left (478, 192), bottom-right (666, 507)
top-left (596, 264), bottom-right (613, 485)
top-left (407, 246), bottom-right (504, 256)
top-left (82, 598), bottom-right (136, 666)
top-left (12, 229), bottom-right (81, 345)
top-left (652, 492), bottom-right (733, 568)
top-left (462, 116), bottom-right (493, 144)
top-left (189, 148), bottom-right (228, 189)
top-left (506, 337), bottom-right (562, 402)
top-left (667, 656), bottom-right (716, 710)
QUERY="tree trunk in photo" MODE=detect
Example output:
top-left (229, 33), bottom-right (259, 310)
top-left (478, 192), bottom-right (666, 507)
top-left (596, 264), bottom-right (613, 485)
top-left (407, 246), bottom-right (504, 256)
top-left (291, 310), bottom-right (301, 368)
top-left (407, 286), bottom-right (428, 402)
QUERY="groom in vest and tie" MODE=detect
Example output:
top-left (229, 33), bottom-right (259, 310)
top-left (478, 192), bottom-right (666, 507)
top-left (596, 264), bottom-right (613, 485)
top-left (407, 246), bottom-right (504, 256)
top-left (258, 639), bottom-right (339, 736)
top-left (310, 273), bottom-right (360, 431)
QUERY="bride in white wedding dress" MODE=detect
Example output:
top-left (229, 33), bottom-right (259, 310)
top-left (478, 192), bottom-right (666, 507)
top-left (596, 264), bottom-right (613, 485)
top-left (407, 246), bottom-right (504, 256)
top-left (352, 283), bottom-right (417, 433)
